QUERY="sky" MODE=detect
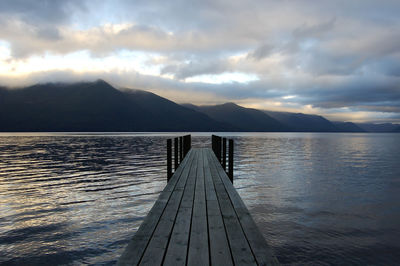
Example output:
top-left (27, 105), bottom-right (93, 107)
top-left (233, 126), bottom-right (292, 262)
top-left (0, 0), bottom-right (399, 123)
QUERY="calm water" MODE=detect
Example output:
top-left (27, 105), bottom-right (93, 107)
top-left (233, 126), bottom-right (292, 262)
top-left (0, 133), bottom-right (399, 265)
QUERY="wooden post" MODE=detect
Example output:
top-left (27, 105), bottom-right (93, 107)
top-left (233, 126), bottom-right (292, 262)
top-left (167, 139), bottom-right (172, 182)
top-left (182, 136), bottom-right (185, 157)
top-left (217, 136), bottom-right (222, 163)
top-left (222, 137), bottom-right (226, 170)
top-left (212, 135), bottom-right (216, 154)
top-left (179, 136), bottom-right (183, 162)
top-left (228, 139), bottom-right (233, 183)
top-left (183, 134), bottom-right (191, 157)
top-left (174, 137), bottom-right (178, 170)
top-left (183, 135), bottom-right (186, 157)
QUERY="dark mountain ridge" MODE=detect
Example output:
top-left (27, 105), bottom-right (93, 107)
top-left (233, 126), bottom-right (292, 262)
top-left (0, 80), bottom-right (231, 132)
top-left (183, 102), bottom-right (288, 132)
top-left (356, 123), bottom-right (399, 133)
top-left (332, 122), bottom-right (365, 132)
top-left (265, 110), bottom-right (340, 132)
top-left (121, 89), bottom-right (235, 131)
top-left (1, 80), bottom-right (398, 132)
top-left (1, 80), bottom-right (141, 131)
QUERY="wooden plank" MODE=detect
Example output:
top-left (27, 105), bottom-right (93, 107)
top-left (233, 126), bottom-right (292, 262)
top-left (187, 149), bottom-right (209, 266)
top-left (139, 149), bottom-right (197, 265)
top-left (204, 149), bottom-right (233, 266)
top-left (118, 150), bottom-right (194, 266)
top-left (207, 148), bottom-right (279, 266)
top-left (163, 149), bottom-right (199, 265)
top-left (207, 150), bottom-right (257, 266)
top-left (120, 147), bottom-right (278, 266)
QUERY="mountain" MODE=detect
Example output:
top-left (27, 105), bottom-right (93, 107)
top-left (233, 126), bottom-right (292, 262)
top-left (0, 80), bottom-right (231, 132)
top-left (332, 122), bottom-right (365, 132)
top-left (264, 111), bottom-right (339, 132)
top-left (1, 80), bottom-right (398, 132)
top-left (183, 103), bottom-right (287, 132)
top-left (120, 89), bottom-right (234, 131)
top-left (356, 123), bottom-right (399, 132)
top-left (0, 80), bottom-right (140, 131)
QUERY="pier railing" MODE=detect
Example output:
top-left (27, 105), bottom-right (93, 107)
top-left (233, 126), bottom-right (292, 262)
top-left (212, 135), bottom-right (234, 182)
top-left (120, 136), bottom-right (279, 265)
top-left (167, 134), bottom-right (233, 182)
top-left (167, 134), bottom-right (191, 181)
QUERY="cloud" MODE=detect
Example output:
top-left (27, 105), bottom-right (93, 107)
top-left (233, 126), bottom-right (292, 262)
top-left (0, 0), bottom-right (86, 25)
top-left (36, 27), bottom-right (62, 41)
top-left (247, 43), bottom-right (274, 61)
top-left (1, 0), bottom-right (400, 123)
top-left (293, 75), bottom-right (400, 111)
top-left (161, 59), bottom-right (231, 80)
top-left (293, 18), bottom-right (336, 39)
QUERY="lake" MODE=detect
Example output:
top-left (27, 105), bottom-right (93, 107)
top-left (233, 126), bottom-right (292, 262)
top-left (0, 133), bottom-right (399, 265)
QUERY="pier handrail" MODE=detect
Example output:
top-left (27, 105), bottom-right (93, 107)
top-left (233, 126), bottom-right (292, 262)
top-left (167, 134), bottom-right (191, 181)
top-left (212, 135), bottom-right (234, 182)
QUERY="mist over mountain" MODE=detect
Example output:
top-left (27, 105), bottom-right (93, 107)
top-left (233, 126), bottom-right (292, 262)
top-left (0, 80), bottom-right (398, 132)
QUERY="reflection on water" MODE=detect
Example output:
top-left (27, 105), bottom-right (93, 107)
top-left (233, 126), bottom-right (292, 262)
top-left (231, 133), bottom-right (400, 265)
top-left (0, 133), bottom-right (400, 265)
top-left (0, 135), bottom-right (171, 265)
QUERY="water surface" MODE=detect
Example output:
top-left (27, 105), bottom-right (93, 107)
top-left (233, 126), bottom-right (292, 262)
top-left (0, 132), bottom-right (399, 265)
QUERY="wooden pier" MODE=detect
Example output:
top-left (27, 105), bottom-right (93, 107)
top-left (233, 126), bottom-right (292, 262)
top-left (118, 136), bottom-right (278, 265)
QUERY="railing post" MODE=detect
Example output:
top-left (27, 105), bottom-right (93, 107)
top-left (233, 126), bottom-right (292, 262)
top-left (228, 139), bottom-right (234, 183)
top-left (183, 135), bottom-right (186, 157)
top-left (217, 136), bottom-right (222, 163)
top-left (179, 136), bottom-right (183, 162)
top-left (212, 135), bottom-right (215, 154)
top-left (222, 137), bottom-right (226, 170)
top-left (174, 137), bottom-right (178, 170)
top-left (167, 139), bottom-right (172, 182)
top-left (182, 134), bottom-right (191, 157)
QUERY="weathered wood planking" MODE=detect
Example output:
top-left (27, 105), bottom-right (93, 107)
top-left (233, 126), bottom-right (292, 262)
top-left (118, 148), bottom-right (279, 266)
top-left (118, 150), bottom-right (195, 265)
top-left (208, 149), bottom-right (279, 266)
top-left (187, 149), bottom-right (209, 266)
top-left (163, 149), bottom-right (198, 265)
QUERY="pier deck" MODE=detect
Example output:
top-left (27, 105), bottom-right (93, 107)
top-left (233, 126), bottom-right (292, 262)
top-left (118, 148), bottom-right (278, 265)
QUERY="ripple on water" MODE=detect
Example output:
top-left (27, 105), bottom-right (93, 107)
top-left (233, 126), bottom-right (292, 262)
top-left (0, 133), bottom-right (400, 265)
